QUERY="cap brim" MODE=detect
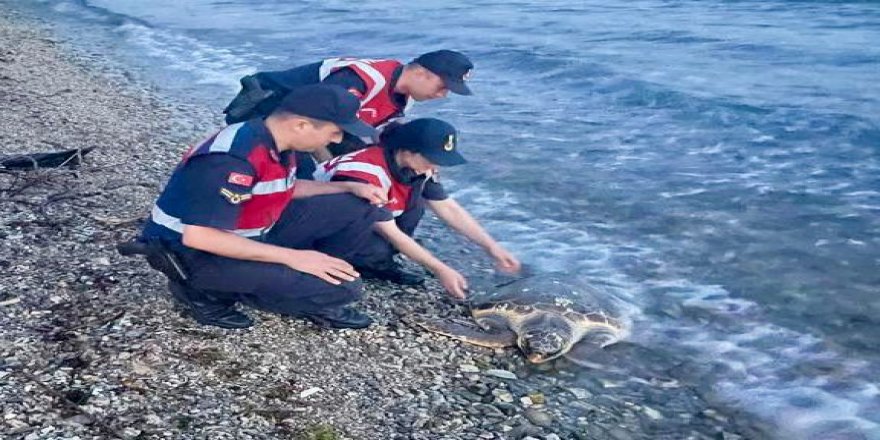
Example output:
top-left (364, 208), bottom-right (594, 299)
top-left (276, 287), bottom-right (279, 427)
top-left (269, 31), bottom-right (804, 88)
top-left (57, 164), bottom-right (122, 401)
top-left (425, 150), bottom-right (467, 167)
top-left (338, 118), bottom-right (378, 139)
top-left (445, 79), bottom-right (473, 96)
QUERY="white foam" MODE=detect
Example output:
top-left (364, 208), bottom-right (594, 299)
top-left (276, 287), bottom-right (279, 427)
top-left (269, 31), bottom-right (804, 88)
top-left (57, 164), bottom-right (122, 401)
top-left (659, 188), bottom-right (708, 198)
top-left (113, 22), bottom-right (258, 91)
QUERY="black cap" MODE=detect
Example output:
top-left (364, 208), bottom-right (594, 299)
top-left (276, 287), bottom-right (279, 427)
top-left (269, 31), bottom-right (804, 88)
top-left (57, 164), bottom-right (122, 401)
top-left (413, 50), bottom-right (474, 96)
top-left (275, 84), bottom-right (377, 138)
top-left (384, 118), bottom-right (467, 166)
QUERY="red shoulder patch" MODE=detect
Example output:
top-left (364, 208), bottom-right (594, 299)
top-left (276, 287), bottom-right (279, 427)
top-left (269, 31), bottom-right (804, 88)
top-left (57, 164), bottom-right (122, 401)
top-left (228, 172), bottom-right (254, 186)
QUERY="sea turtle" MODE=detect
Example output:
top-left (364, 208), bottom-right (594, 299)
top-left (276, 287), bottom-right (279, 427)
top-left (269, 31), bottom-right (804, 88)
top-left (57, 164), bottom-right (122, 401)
top-left (416, 274), bottom-right (629, 364)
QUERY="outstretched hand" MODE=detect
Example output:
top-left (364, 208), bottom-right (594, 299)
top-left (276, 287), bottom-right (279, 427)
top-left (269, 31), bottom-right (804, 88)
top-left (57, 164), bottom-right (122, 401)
top-left (489, 246), bottom-right (521, 274)
top-left (435, 266), bottom-right (469, 299)
top-left (285, 250), bottom-right (360, 285)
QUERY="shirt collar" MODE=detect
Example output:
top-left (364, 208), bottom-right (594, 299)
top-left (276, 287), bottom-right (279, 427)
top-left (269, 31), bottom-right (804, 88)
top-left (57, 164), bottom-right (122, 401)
top-left (249, 118), bottom-right (284, 163)
top-left (388, 65), bottom-right (408, 109)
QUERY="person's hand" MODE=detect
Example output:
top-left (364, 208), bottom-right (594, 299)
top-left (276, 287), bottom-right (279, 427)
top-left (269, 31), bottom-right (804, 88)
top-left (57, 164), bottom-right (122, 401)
top-left (489, 246), bottom-right (521, 274)
top-left (285, 250), bottom-right (360, 285)
top-left (434, 266), bottom-right (469, 299)
top-left (347, 182), bottom-right (388, 206)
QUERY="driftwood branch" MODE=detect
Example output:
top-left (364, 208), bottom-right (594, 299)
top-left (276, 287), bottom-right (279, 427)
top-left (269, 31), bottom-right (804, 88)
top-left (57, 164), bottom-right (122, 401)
top-left (0, 147), bottom-right (96, 196)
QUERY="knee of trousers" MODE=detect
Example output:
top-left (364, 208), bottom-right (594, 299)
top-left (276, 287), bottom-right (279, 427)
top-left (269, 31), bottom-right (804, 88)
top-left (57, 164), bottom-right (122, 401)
top-left (291, 277), bottom-right (364, 311)
top-left (247, 273), bottom-right (364, 314)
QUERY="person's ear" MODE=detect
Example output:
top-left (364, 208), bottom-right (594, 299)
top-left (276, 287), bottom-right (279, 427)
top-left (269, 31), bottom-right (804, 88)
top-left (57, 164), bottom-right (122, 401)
top-left (414, 66), bottom-right (429, 80)
top-left (398, 150), bottom-right (413, 164)
top-left (292, 118), bottom-right (310, 132)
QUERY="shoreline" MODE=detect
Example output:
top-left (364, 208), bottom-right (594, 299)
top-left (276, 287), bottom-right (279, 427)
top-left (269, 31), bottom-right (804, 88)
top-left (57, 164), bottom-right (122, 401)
top-left (0, 8), bottom-right (771, 440)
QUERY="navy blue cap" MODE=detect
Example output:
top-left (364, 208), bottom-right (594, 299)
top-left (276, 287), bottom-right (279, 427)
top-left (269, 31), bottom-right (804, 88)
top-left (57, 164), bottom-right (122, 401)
top-left (275, 84), bottom-right (377, 138)
top-left (384, 118), bottom-right (466, 166)
top-left (413, 50), bottom-right (474, 96)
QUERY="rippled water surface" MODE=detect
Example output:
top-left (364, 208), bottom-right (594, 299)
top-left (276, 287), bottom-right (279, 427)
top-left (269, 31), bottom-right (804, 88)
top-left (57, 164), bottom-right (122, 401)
top-left (8, 0), bottom-right (879, 438)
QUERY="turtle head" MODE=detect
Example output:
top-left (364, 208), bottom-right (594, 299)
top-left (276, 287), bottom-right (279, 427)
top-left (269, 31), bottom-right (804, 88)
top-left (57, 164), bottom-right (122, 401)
top-left (517, 328), bottom-right (572, 364)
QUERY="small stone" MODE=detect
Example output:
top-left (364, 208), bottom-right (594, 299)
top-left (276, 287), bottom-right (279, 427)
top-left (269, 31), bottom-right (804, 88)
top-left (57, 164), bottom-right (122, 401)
top-left (467, 383), bottom-right (490, 396)
top-left (299, 387), bottom-right (323, 398)
top-left (6, 419), bottom-right (28, 430)
top-left (509, 422), bottom-right (542, 439)
top-left (485, 369), bottom-right (518, 380)
top-left (457, 390), bottom-right (481, 402)
top-left (459, 364), bottom-right (480, 373)
top-left (545, 434), bottom-right (561, 440)
top-left (524, 408), bottom-right (553, 427)
top-left (64, 414), bottom-right (92, 426)
top-left (494, 402), bottom-right (517, 416)
top-left (474, 403), bottom-right (505, 418)
top-left (566, 387), bottom-right (592, 400)
top-left (412, 415), bottom-right (431, 429)
top-left (527, 391), bottom-right (545, 405)
top-left (131, 361), bottom-right (154, 375)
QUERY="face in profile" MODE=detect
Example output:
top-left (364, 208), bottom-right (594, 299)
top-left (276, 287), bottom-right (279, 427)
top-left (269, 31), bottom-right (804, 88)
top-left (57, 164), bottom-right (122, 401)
top-left (290, 118), bottom-right (344, 151)
top-left (399, 150), bottom-right (438, 176)
top-left (408, 68), bottom-right (450, 101)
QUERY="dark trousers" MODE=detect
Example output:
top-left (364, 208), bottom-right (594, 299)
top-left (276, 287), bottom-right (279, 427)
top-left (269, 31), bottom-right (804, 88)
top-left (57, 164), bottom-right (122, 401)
top-left (174, 194), bottom-right (388, 315)
top-left (353, 199), bottom-right (426, 270)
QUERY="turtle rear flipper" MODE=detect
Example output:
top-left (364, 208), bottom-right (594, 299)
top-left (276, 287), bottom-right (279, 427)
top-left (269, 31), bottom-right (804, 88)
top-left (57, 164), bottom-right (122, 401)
top-left (415, 317), bottom-right (516, 348)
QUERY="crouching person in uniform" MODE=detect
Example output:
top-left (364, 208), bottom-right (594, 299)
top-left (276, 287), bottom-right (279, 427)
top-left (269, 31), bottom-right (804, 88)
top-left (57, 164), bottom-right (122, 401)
top-left (314, 118), bottom-right (521, 299)
top-left (223, 50), bottom-right (474, 179)
top-left (139, 84), bottom-right (392, 329)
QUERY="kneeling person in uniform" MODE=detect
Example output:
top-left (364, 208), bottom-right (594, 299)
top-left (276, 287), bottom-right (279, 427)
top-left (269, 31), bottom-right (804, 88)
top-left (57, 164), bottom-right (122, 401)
top-left (140, 84), bottom-right (392, 329)
top-left (223, 50), bottom-right (474, 179)
top-left (315, 118), bottom-right (521, 299)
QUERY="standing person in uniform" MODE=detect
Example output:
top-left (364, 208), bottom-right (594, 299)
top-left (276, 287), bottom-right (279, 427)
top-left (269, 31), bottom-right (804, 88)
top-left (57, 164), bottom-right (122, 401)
top-left (314, 118), bottom-right (521, 298)
top-left (223, 50), bottom-right (474, 178)
top-left (139, 84), bottom-right (393, 330)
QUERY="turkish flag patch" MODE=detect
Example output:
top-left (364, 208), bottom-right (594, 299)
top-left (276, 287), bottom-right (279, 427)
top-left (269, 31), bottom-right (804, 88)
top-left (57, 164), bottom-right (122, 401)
top-left (227, 172), bottom-right (254, 186)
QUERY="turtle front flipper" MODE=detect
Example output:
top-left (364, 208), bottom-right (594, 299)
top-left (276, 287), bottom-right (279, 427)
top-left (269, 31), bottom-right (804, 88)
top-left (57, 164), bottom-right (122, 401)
top-left (414, 317), bottom-right (517, 348)
top-left (562, 329), bottom-right (624, 369)
top-left (563, 342), bottom-right (682, 382)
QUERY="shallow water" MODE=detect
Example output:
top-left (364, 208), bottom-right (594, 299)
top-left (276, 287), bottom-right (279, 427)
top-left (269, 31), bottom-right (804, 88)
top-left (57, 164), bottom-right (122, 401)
top-left (7, 0), bottom-right (879, 438)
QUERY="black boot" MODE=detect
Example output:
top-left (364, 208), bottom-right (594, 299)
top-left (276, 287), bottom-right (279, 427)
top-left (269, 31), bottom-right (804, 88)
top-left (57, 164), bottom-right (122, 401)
top-left (222, 75), bottom-right (275, 124)
top-left (299, 307), bottom-right (372, 329)
top-left (358, 263), bottom-right (424, 286)
top-left (168, 281), bottom-right (253, 329)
